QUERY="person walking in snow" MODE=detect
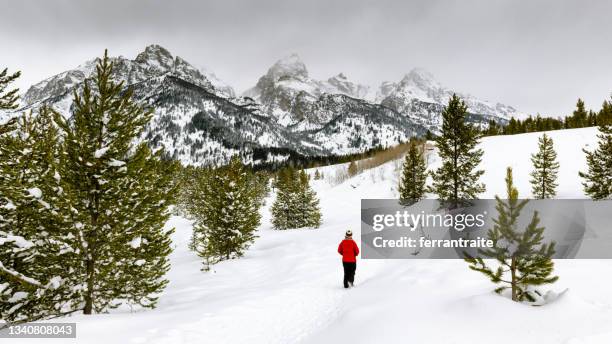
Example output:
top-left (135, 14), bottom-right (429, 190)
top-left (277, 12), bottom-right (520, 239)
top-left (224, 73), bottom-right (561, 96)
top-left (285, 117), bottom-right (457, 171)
top-left (338, 230), bottom-right (359, 288)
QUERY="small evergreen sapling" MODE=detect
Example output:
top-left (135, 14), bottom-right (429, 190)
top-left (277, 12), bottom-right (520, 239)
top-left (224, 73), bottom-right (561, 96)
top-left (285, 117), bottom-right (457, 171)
top-left (530, 133), bottom-right (559, 199)
top-left (466, 167), bottom-right (558, 302)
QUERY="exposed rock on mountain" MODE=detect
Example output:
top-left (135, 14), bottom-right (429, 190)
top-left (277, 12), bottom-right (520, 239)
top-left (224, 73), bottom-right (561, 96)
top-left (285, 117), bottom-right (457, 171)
top-left (377, 68), bottom-right (517, 130)
top-left (10, 47), bottom-right (518, 166)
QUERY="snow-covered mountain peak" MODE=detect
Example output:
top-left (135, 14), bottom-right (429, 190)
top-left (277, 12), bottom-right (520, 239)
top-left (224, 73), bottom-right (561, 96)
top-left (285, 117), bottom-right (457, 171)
top-left (20, 44), bottom-right (243, 105)
top-left (400, 68), bottom-right (442, 91)
top-left (266, 53), bottom-right (309, 81)
top-left (326, 73), bottom-right (371, 100)
top-left (377, 67), bottom-right (520, 121)
top-left (198, 66), bottom-right (236, 98)
top-left (135, 44), bottom-right (175, 70)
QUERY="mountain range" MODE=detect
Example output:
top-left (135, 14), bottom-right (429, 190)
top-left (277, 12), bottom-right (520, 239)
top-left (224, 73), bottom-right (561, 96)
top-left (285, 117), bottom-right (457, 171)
top-left (4, 44), bottom-right (519, 166)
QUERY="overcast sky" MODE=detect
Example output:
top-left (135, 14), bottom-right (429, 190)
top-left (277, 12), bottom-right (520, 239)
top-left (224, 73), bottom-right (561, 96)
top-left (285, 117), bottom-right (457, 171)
top-left (1, 0), bottom-right (611, 116)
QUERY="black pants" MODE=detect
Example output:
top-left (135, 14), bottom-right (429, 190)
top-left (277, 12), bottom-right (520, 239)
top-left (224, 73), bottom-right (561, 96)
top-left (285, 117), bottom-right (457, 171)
top-left (343, 262), bottom-right (356, 288)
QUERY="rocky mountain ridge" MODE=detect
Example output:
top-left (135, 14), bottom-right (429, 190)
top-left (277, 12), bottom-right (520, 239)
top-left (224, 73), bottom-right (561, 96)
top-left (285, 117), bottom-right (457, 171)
top-left (6, 45), bottom-right (516, 166)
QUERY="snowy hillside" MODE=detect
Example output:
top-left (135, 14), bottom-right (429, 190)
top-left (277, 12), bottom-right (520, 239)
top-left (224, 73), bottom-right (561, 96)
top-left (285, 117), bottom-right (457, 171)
top-left (6, 127), bottom-right (610, 344)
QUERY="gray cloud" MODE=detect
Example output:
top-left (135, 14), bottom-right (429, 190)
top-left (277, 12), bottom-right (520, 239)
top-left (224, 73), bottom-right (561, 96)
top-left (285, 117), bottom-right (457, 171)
top-left (1, 0), bottom-right (611, 115)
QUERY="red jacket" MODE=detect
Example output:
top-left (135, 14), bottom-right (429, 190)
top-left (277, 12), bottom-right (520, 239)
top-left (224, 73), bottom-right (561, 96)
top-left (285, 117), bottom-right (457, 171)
top-left (338, 239), bottom-right (359, 262)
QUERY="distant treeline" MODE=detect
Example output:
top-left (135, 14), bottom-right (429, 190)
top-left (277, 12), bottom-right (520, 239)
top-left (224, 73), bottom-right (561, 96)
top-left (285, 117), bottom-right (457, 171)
top-left (250, 145), bottom-right (391, 171)
top-left (482, 98), bottom-right (612, 136)
top-left (243, 97), bottom-right (612, 172)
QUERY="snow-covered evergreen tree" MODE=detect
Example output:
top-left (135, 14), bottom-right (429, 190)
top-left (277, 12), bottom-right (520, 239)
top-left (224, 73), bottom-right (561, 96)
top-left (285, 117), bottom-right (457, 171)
top-left (0, 109), bottom-right (78, 324)
top-left (271, 167), bottom-right (297, 230)
top-left (398, 142), bottom-right (427, 205)
top-left (0, 67), bottom-right (20, 110)
top-left (579, 116), bottom-right (612, 199)
top-left (191, 156), bottom-right (261, 270)
top-left (271, 168), bottom-right (321, 229)
top-left (298, 170), bottom-right (322, 228)
top-left (429, 94), bottom-right (485, 207)
top-left (53, 51), bottom-right (179, 314)
top-left (530, 133), bottom-right (559, 199)
top-left (466, 167), bottom-right (558, 302)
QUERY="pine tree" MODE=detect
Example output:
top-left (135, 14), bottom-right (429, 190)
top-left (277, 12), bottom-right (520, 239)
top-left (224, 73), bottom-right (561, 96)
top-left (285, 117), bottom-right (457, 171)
top-left (530, 133), bottom-right (559, 199)
top-left (466, 167), bottom-right (558, 302)
top-left (271, 167), bottom-right (296, 230)
top-left (271, 168), bottom-right (321, 229)
top-left (398, 142), bottom-right (427, 205)
top-left (568, 99), bottom-right (588, 128)
top-left (191, 156), bottom-right (262, 269)
top-left (429, 94), bottom-right (485, 207)
top-left (53, 51), bottom-right (179, 315)
top-left (0, 109), bottom-right (78, 324)
top-left (0, 68), bottom-right (21, 110)
top-left (314, 169), bottom-right (321, 180)
top-left (298, 170), bottom-right (322, 228)
top-left (579, 119), bottom-right (612, 199)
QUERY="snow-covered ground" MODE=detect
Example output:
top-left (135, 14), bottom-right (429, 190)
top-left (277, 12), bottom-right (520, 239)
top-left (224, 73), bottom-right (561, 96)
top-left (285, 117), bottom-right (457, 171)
top-left (7, 127), bottom-right (612, 344)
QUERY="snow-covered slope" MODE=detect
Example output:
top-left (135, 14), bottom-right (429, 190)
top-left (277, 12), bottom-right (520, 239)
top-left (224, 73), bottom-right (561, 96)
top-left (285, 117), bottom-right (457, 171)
top-left (10, 127), bottom-right (611, 344)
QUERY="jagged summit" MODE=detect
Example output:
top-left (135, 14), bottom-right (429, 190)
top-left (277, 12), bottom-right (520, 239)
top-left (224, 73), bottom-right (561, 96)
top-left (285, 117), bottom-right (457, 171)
top-left (21, 45), bottom-right (236, 105)
top-left (400, 68), bottom-right (442, 90)
top-left (378, 67), bottom-right (520, 120)
top-left (12, 46), bottom-right (520, 166)
top-left (265, 53), bottom-right (308, 81)
top-left (326, 73), bottom-right (370, 100)
top-left (135, 44), bottom-right (175, 69)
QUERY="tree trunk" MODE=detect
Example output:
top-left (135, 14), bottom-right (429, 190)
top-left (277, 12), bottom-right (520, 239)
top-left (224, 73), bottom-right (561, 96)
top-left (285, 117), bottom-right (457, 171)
top-left (83, 258), bottom-right (94, 314)
top-left (510, 256), bottom-right (518, 302)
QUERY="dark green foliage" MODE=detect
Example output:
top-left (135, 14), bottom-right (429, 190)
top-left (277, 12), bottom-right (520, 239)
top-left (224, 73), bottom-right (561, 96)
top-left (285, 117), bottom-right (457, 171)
top-left (579, 112), bottom-right (612, 200)
top-left (483, 98), bottom-right (612, 137)
top-left (466, 168), bottom-right (558, 302)
top-left (429, 94), bottom-right (485, 207)
top-left (0, 109), bottom-right (77, 324)
top-left (52, 51), bottom-right (179, 315)
top-left (251, 170), bottom-right (272, 207)
top-left (189, 156), bottom-right (262, 270)
top-left (0, 68), bottom-right (21, 110)
top-left (530, 134), bottom-right (559, 199)
top-left (271, 167), bottom-right (321, 230)
top-left (398, 142), bottom-right (427, 205)
top-left (566, 99), bottom-right (588, 129)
